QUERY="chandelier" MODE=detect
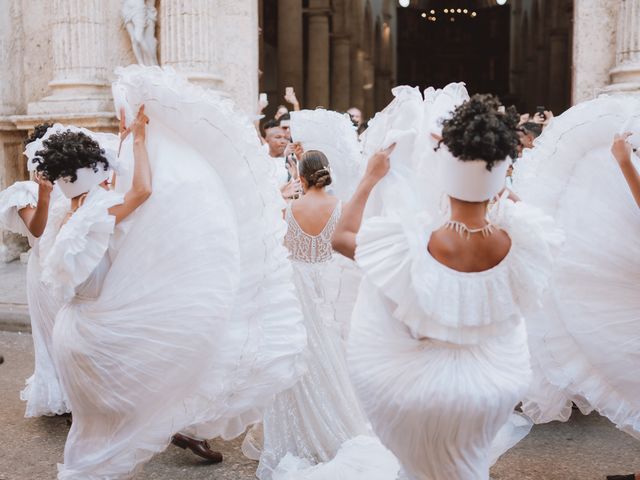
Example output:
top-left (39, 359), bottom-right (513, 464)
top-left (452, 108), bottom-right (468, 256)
top-left (416, 0), bottom-right (507, 22)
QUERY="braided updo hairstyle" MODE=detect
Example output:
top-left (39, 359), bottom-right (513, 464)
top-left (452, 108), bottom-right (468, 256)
top-left (441, 94), bottom-right (519, 171)
top-left (23, 122), bottom-right (53, 148)
top-left (33, 130), bottom-right (110, 183)
top-left (299, 150), bottom-right (333, 189)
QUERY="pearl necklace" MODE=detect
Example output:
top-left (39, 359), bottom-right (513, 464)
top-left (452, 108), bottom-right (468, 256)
top-left (442, 219), bottom-right (494, 239)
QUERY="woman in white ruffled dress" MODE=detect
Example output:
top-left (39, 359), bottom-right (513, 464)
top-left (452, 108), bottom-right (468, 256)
top-left (39, 64), bottom-right (306, 479)
top-left (0, 124), bottom-right (104, 418)
top-left (255, 150), bottom-right (399, 480)
top-left (512, 94), bottom-right (640, 441)
top-left (333, 94), bottom-right (561, 480)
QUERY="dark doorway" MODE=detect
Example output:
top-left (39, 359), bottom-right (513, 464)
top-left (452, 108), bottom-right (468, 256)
top-left (397, 4), bottom-right (511, 98)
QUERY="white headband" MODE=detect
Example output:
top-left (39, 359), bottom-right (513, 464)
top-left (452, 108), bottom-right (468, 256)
top-left (438, 146), bottom-right (510, 202)
top-left (56, 167), bottom-right (111, 199)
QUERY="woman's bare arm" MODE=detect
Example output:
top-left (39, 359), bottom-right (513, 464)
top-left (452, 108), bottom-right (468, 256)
top-left (332, 144), bottom-right (395, 260)
top-left (17, 175), bottom-right (53, 237)
top-left (109, 105), bottom-right (152, 224)
top-left (612, 133), bottom-right (640, 209)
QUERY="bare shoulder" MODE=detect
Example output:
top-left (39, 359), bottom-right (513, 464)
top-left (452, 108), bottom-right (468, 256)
top-left (428, 227), bottom-right (512, 272)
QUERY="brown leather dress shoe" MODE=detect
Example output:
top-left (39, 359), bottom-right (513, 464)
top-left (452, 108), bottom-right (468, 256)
top-left (171, 433), bottom-right (223, 463)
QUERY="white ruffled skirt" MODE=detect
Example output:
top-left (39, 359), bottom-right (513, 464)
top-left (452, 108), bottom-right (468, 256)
top-left (514, 95), bottom-right (640, 438)
top-left (349, 281), bottom-right (532, 480)
top-left (21, 245), bottom-right (69, 417)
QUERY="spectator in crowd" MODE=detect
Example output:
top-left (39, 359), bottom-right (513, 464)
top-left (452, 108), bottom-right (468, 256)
top-left (347, 107), bottom-right (367, 135)
top-left (517, 121), bottom-right (543, 152)
top-left (277, 113), bottom-right (292, 141)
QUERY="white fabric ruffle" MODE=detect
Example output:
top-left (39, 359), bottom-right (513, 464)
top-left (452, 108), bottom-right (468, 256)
top-left (271, 435), bottom-right (401, 480)
top-left (355, 198), bottom-right (561, 345)
top-left (41, 187), bottom-right (123, 301)
top-left (0, 181), bottom-right (38, 239)
top-left (514, 94), bottom-right (640, 438)
top-left (290, 109), bottom-right (362, 201)
top-left (113, 65), bottom-right (307, 440)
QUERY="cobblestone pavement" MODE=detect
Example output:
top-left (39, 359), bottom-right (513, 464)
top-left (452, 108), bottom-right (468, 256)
top-left (1, 331), bottom-right (639, 480)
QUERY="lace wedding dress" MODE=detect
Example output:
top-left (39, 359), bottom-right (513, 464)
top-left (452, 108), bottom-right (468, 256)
top-left (256, 201), bottom-right (400, 480)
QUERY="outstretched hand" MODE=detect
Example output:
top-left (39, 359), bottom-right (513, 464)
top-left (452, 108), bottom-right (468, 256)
top-left (364, 143), bottom-right (396, 184)
top-left (120, 105), bottom-right (149, 145)
top-left (612, 132), bottom-right (633, 166)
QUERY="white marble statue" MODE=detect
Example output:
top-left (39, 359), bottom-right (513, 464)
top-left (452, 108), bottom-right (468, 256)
top-left (121, 0), bottom-right (159, 66)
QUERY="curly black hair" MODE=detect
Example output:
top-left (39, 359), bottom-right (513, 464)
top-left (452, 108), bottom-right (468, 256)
top-left (23, 123), bottom-right (53, 148)
top-left (33, 130), bottom-right (109, 183)
top-left (441, 94), bottom-right (519, 171)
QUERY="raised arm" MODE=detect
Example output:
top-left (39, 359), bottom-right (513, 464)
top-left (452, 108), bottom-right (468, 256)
top-left (612, 132), bottom-right (640, 209)
top-left (109, 105), bottom-right (152, 224)
top-left (17, 174), bottom-right (53, 238)
top-left (332, 144), bottom-right (395, 260)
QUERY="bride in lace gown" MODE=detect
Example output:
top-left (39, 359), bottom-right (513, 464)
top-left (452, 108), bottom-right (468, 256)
top-left (256, 150), bottom-right (399, 480)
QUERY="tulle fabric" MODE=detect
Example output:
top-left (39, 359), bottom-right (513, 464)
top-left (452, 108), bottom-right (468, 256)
top-left (0, 181), bottom-right (71, 416)
top-left (112, 65), bottom-right (307, 441)
top-left (348, 199), bottom-right (559, 480)
top-left (513, 94), bottom-right (640, 438)
top-left (271, 435), bottom-right (400, 480)
top-left (289, 109), bottom-right (362, 201)
top-left (50, 65), bottom-right (306, 479)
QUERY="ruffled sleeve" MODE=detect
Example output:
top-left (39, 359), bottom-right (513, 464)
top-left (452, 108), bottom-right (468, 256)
top-left (41, 188), bottom-right (124, 299)
top-left (489, 197), bottom-right (565, 315)
top-left (355, 202), bottom-right (562, 345)
top-left (0, 181), bottom-right (38, 239)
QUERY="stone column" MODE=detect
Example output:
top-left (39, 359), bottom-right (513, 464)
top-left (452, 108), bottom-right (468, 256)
top-left (28, 0), bottom-right (111, 115)
top-left (0, 0), bottom-right (29, 261)
top-left (604, 0), bottom-right (640, 93)
top-left (363, 57), bottom-right (375, 120)
top-left (572, 0), bottom-right (618, 103)
top-left (548, 30), bottom-right (570, 112)
top-left (278, 0), bottom-right (304, 106)
top-left (306, 1), bottom-right (331, 108)
top-left (159, 0), bottom-right (223, 90)
top-left (350, 48), bottom-right (365, 110)
top-left (215, 1), bottom-right (260, 114)
top-left (331, 35), bottom-right (351, 111)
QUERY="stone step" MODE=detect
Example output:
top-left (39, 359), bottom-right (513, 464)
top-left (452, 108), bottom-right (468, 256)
top-left (0, 303), bottom-right (30, 333)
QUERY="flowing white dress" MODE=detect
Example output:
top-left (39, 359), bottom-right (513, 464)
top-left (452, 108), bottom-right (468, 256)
top-left (513, 94), bottom-right (640, 438)
top-left (256, 202), bottom-right (400, 480)
top-left (0, 181), bottom-right (70, 417)
top-left (348, 199), bottom-right (562, 480)
top-left (47, 64), bottom-right (306, 480)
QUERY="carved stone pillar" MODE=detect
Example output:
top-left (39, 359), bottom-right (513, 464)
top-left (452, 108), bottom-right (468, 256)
top-left (215, 1), bottom-right (260, 113)
top-left (350, 48), bottom-right (365, 110)
top-left (332, 36), bottom-right (351, 111)
top-left (604, 0), bottom-right (640, 93)
top-left (278, 0), bottom-right (304, 106)
top-left (159, 0), bottom-right (223, 90)
top-left (572, 0), bottom-right (618, 103)
top-left (0, 0), bottom-right (28, 261)
top-left (306, 1), bottom-right (331, 108)
top-left (363, 57), bottom-right (375, 120)
top-left (28, 0), bottom-right (111, 115)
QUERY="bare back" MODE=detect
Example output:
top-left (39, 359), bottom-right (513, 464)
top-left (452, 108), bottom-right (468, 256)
top-left (427, 227), bottom-right (512, 273)
top-left (290, 192), bottom-right (339, 236)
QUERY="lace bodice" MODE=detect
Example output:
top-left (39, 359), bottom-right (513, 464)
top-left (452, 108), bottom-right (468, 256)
top-left (284, 202), bottom-right (341, 263)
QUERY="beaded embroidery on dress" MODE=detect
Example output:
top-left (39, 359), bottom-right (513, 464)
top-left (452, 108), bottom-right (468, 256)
top-left (284, 202), bottom-right (342, 264)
